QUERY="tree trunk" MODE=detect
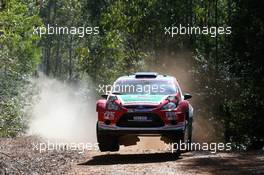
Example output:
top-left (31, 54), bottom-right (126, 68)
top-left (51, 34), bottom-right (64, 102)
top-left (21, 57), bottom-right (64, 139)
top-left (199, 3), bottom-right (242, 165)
top-left (55, 36), bottom-right (61, 77)
top-left (68, 35), bottom-right (73, 80)
top-left (215, 0), bottom-right (218, 71)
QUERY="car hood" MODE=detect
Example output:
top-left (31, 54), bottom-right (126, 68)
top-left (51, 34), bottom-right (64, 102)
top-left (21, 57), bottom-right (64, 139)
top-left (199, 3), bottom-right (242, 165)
top-left (118, 94), bottom-right (167, 105)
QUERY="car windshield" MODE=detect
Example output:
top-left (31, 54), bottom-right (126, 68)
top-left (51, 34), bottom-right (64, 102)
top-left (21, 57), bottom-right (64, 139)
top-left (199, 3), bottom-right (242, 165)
top-left (112, 79), bottom-right (178, 95)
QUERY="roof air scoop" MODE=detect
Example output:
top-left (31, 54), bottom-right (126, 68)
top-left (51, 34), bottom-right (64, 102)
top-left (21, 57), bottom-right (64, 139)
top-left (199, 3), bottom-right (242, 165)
top-left (135, 72), bottom-right (158, 78)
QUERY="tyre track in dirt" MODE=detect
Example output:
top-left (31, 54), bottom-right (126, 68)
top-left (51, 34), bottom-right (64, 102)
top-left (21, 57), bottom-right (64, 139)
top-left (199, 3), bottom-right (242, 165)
top-left (69, 138), bottom-right (264, 175)
top-left (1, 136), bottom-right (263, 175)
top-left (69, 149), bottom-right (264, 175)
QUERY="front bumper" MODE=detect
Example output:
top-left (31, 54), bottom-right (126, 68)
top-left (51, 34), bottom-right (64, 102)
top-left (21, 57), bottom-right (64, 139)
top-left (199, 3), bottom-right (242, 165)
top-left (97, 121), bottom-right (185, 135)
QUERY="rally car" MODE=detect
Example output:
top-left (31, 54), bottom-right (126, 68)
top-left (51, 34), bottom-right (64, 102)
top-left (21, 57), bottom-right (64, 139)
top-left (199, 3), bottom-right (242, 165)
top-left (96, 72), bottom-right (193, 152)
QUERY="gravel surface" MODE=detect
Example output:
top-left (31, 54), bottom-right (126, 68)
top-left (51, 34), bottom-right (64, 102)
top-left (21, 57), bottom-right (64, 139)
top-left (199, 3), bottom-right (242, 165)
top-left (0, 136), bottom-right (263, 175)
top-left (0, 136), bottom-right (85, 174)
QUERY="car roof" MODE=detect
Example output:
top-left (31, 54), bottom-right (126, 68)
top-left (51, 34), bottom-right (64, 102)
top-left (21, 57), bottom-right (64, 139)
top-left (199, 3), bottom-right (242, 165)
top-left (115, 72), bottom-right (176, 82)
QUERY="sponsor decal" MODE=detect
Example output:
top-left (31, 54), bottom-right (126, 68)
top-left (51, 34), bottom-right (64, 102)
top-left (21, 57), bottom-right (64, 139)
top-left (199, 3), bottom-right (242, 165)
top-left (104, 111), bottom-right (115, 120)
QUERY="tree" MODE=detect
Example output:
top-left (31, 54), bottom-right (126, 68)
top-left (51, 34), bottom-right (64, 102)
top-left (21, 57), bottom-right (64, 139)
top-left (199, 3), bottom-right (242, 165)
top-left (0, 0), bottom-right (42, 137)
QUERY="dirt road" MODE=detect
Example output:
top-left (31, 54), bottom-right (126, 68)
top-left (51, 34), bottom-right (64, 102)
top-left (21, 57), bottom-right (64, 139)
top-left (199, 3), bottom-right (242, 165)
top-left (1, 137), bottom-right (263, 175)
top-left (70, 149), bottom-right (264, 175)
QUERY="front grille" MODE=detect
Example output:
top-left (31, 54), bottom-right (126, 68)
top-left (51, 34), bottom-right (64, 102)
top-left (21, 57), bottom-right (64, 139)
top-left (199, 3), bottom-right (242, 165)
top-left (124, 105), bottom-right (156, 109)
top-left (117, 113), bottom-right (164, 127)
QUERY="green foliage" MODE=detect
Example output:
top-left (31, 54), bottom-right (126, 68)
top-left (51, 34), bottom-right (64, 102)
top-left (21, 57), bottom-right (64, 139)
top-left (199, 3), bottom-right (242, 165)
top-left (0, 0), bottom-right (42, 137)
top-left (0, 0), bottom-right (41, 74)
top-left (0, 0), bottom-right (263, 149)
top-left (192, 0), bottom-right (264, 147)
top-left (0, 73), bottom-right (32, 137)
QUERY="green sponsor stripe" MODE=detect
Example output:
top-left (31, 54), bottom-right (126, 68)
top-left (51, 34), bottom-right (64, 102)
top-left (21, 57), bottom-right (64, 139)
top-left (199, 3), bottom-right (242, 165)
top-left (119, 95), bottom-right (166, 103)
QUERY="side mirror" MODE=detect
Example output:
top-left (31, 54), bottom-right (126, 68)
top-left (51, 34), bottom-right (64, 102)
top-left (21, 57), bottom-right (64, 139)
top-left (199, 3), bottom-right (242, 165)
top-left (184, 93), bottom-right (192, 100)
top-left (101, 94), bottom-right (108, 99)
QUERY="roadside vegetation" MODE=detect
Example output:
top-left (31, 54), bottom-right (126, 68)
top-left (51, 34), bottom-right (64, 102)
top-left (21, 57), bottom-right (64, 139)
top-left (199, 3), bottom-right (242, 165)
top-left (0, 0), bottom-right (263, 149)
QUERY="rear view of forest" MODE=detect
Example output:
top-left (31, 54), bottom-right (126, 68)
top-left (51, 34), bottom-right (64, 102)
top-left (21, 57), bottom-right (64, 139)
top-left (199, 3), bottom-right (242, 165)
top-left (0, 0), bottom-right (263, 149)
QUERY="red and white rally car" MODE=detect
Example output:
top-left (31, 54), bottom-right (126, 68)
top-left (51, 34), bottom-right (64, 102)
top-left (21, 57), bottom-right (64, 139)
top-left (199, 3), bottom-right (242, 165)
top-left (96, 72), bottom-right (193, 152)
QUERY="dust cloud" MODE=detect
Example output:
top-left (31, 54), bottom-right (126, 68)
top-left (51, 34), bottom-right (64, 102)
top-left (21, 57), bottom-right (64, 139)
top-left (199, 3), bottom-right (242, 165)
top-left (27, 74), bottom-right (97, 144)
top-left (146, 51), bottom-right (224, 143)
top-left (26, 51), bottom-right (223, 151)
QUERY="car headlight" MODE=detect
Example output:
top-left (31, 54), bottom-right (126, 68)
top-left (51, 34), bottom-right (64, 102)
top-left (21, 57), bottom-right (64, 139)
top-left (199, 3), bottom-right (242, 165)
top-left (106, 101), bottom-right (120, 111)
top-left (108, 95), bottom-right (117, 101)
top-left (161, 102), bottom-right (177, 110)
top-left (167, 95), bottom-right (177, 101)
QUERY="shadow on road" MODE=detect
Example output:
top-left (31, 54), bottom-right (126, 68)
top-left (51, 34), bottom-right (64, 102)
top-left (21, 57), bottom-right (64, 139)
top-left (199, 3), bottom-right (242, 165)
top-left (75, 151), bottom-right (264, 174)
top-left (79, 152), bottom-right (181, 165)
top-left (184, 152), bottom-right (264, 175)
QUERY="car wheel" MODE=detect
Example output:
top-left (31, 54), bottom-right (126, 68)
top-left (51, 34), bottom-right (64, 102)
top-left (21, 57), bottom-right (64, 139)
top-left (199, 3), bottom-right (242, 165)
top-left (96, 123), bottom-right (119, 152)
top-left (172, 136), bottom-right (182, 156)
top-left (171, 120), bottom-right (192, 155)
top-left (183, 120), bottom-right (192, 151)
top-left (184, 121), bottom-right (192, 148)
top-left (97, 134), bottom-right (120, 152)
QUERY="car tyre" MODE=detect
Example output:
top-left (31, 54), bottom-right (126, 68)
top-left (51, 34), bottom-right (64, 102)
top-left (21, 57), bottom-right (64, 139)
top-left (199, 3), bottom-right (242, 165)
top-left (171, 120), bottom-right (192, 155)
top-left (96, 123), bottom-right (120, 152)
top-left (185, 119), bottom-right (193, 151)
